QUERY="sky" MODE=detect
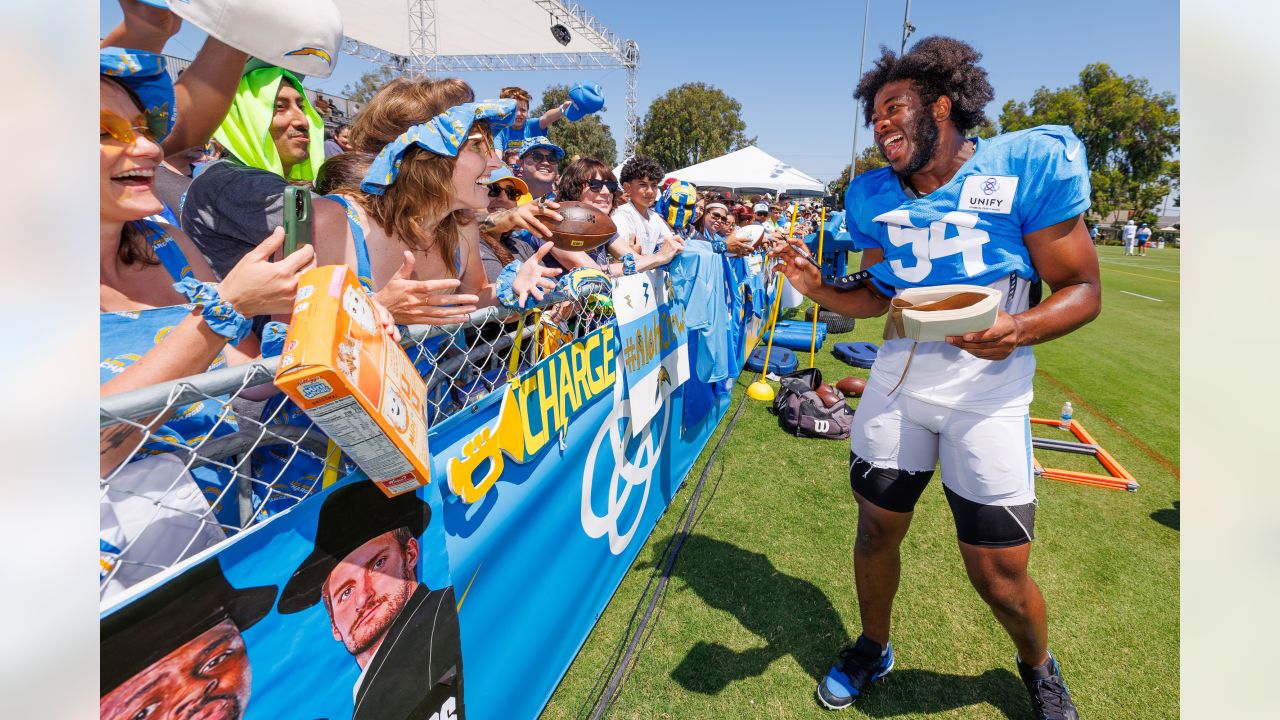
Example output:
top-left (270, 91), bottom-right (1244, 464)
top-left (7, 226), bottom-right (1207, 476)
top-left (99, 0), bottom-right (1179, 189)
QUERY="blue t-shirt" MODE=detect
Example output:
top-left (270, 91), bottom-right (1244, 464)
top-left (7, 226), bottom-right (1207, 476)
top-left (844, 125), bottom-right (1090, 294)
top-left (492, 120), bottom-right (541, 154)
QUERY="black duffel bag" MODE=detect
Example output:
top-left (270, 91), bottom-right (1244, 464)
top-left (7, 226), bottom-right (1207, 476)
top-left (770, 368), bottom-right (854, 439)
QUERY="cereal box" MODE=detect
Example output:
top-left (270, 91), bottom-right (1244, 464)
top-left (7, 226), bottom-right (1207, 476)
top-left (274, 265), bottom-right (430, 497)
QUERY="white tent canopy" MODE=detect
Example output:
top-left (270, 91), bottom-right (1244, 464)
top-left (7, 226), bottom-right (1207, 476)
top-left (663, 146), bottom-right (826, 197)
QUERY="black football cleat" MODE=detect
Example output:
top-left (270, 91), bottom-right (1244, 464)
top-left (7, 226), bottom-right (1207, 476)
top-left (1017, 652), bottom-right (1080, 720)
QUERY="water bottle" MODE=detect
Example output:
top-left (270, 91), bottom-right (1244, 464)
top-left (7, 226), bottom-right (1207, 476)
top-left (1059, 401), bottom-right (1073, 430)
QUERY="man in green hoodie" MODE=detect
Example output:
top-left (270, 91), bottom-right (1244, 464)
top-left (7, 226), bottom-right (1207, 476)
top-left (183, 62), bottom-right (339, 278)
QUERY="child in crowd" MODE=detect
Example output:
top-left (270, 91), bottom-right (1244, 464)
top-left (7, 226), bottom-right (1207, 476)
top-left (612, 156), bottom-right (679, 256)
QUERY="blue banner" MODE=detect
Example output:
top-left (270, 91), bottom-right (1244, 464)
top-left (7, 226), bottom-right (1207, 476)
top-left (429, 321), bottom-right (727, 720)
top-left (101, 292), bottom-right (732, 720)
top-left (100, 472), bottom-right (464, 720)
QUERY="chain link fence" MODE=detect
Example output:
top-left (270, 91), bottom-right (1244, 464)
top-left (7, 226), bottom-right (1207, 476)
top-left (99, 288), bottom-right (614, 601)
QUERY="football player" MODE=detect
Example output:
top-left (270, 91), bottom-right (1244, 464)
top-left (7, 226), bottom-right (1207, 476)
top-left (773, 36), bottom-right (1099, 720)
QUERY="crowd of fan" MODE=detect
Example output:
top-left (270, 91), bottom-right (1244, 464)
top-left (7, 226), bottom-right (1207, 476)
top-left (99, 1), bottom-right (827, 575)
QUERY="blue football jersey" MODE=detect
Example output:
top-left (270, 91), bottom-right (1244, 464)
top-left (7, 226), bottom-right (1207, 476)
top-left (844, 125), bottom-right (1090, 293)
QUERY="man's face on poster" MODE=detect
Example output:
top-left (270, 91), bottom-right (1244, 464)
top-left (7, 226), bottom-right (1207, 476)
top-left (100, 618), bottom-right (252, 720)
top-left (324, 530), bottom-right (420, 657)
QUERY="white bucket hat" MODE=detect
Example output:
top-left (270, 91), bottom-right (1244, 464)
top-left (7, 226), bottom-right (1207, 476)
top-left (168, 0), bottom-right (344, 79)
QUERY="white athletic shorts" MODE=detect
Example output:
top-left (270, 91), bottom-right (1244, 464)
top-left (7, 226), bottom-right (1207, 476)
top-left (850, 383), bottom-right (1036, 507)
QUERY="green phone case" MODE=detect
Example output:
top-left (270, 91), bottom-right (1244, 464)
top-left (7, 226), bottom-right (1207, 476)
top-left (283, 185), bottom-right (313, 256)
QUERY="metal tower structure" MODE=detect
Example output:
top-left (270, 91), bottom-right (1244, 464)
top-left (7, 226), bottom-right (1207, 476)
top-left (339, 0), bottom-right (641, 155)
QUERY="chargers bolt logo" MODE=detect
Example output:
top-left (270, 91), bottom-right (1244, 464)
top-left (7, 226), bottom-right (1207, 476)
top-left (285, 47), bottom-right (334, 68)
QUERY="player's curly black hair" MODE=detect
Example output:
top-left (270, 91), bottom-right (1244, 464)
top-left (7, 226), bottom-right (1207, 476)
top-left (853, 36), bottom-right (994, 134)
top-left (619, 155), bottom-right (665, 184)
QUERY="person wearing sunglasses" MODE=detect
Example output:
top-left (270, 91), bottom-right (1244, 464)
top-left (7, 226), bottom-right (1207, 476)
top-left (697, 202), bottom-right (729, 244)
top-left (484, 167), bottom-right (531, 211)
top-left (517, 136), bottom-right (564, 201)
top-left (721, 204), bottom-right (740, 235)
top-left (476, 167), bottom-right (541, 282)
top-left (98, 50), bottom-right (351, 498)
top-left (100, 0), bottom-right (254, 214)
top-left (543, 158), bottom-right (684, 279)
top-left (694, 202), bottom-right (756, 257)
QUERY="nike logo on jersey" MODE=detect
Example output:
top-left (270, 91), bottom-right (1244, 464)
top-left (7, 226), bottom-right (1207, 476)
top-left (1065, 142), bottom-right (1081, 161)
top-left (958, 175), bottom-right (1019, 215)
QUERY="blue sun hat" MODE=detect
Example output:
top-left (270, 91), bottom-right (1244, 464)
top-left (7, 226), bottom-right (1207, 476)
top-left (519, 136), bottom-right (565, 160)
top-left (658, 180), bottom-right (699, 229)
top-left (565, 83), bottom-right (605, 121)
top-left (361, 99), bottom-right (517, 195)
top-left (99, 49), bottom-right (177, 142)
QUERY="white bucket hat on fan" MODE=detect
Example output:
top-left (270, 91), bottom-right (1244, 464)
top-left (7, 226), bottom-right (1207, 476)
top-left (166, 0), bottom-right (344, 79)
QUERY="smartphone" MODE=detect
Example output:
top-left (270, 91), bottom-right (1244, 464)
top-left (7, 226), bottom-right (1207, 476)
top-left (283, 185), bottom-right (313, 256)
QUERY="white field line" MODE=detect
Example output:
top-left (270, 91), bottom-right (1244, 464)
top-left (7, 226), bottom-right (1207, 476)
top-left (1121, 290), bottom-right (1163, 302)
top-left (1099, 258), bottom-right (1181, 273)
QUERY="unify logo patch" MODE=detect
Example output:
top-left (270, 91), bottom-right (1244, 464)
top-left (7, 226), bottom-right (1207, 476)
top-left (958, 175), bottom-right (1019, 214)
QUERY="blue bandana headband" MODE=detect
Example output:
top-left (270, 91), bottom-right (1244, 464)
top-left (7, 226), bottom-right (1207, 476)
top-left (99, 49), bottom-right (176, 141)
top-left (361, 99), bottom-right (517, 195)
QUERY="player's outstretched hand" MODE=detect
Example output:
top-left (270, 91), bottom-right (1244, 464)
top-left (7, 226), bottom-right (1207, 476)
top-left (768, 236), bottom-right (822, 295)
top-left (946, 310), bottom-right (1022, 360)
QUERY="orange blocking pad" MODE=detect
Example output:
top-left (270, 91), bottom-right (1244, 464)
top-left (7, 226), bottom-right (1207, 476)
top-left (1030, 417), bottom-right (1139, 492)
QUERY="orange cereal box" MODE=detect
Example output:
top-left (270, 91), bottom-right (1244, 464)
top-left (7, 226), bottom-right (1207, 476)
top-left (274, 265), bottom-right (430, 497)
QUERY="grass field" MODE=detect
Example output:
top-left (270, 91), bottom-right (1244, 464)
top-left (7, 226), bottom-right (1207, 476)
top-left (544, 245), bottom-right (1180, 720)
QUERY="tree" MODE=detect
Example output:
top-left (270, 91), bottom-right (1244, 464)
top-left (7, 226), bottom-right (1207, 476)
top-left (532, 85), bottom-right (617, 168)
top-left (826, 145), bottom-right (890, 202)
top-left (971, 119), bottom-right (1000, 139)
top-left (999, 63), bottom-right (1179, 223)
top-left (634, 83), bottom-right (750, 172)
top-left (341, 66), bottom-right (401, 105)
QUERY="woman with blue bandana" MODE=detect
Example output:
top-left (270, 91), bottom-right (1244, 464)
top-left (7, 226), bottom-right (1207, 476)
top-left (98, 50), bottom-right (396, 520)
top-left (244, 79), bottom-right (567, 501)
top-left (311, 77), bottom-right (564, 317)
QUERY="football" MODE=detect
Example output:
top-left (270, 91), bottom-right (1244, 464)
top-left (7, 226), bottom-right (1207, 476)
top-left (815, 383), bottom-right (844, 408)
top-left (836, 376), bottom-right (866, 398)
top-left (543, 201), bottom-right (616, 251)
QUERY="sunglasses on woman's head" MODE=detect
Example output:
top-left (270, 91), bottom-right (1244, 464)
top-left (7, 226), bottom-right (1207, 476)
top-left (100, 109), bottom-right (167, 145)
top-left (586, 178), bottom-right (619, 193)
top-left (487, 185), bottom-right (522, 201)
